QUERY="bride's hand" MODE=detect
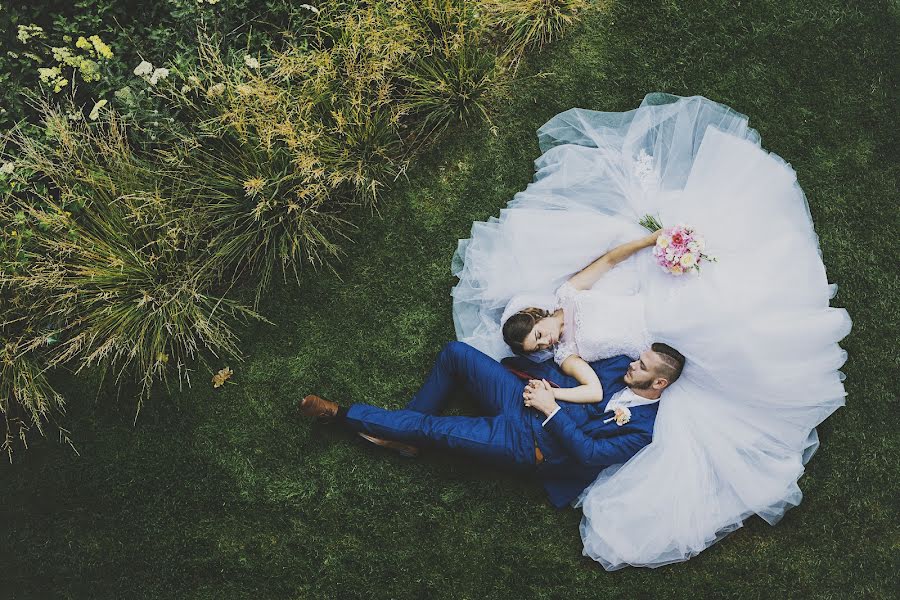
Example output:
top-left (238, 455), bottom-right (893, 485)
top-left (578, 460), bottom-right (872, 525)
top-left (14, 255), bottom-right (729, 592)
top-left (645, 229), bottom-right (663, 246)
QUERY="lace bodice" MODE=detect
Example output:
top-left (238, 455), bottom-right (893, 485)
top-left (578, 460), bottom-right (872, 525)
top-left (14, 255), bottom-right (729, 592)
top-left (553, 281), bottom-right (650, 365)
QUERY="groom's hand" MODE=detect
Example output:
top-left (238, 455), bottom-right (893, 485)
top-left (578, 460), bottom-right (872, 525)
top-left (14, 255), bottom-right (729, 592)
top-left (524, 379), bottom-right (559, 416)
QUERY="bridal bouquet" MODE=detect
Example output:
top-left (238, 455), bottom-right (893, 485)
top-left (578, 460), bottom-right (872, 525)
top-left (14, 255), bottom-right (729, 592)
top-left (640, 216), bottom-right (715, 276)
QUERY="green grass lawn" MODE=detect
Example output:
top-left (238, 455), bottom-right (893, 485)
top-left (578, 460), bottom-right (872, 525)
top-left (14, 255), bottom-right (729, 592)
top-left (2, 1), bottom-right (898, 598)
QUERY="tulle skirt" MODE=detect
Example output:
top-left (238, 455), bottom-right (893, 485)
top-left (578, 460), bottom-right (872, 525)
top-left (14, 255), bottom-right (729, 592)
top-left (450, 93), bottom-right (851, 569)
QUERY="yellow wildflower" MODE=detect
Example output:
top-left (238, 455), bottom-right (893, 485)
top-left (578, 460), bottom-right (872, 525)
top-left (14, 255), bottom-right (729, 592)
top-left (38, 66), bottom-right (61, 83)
top-left (89, 35), bottom-right (113, 60)
top-left (75, 36), bottom-right (92, 52)
top-left (17, 25), bottom-right (45, 44)
top-left (243, 177), bottom-right (266, 197)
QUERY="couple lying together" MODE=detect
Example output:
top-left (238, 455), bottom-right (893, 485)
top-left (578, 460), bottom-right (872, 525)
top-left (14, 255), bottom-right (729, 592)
top-left (298, 94), bottom-right (852, 570)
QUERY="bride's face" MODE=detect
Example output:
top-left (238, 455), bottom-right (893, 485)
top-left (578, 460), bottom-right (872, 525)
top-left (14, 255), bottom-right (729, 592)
top-left (522, 315), bottom-right (563, 353)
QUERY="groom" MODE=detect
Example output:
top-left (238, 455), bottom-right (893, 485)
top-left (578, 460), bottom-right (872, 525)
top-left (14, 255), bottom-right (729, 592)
top-left (299, 341), bottom-right (684, 508)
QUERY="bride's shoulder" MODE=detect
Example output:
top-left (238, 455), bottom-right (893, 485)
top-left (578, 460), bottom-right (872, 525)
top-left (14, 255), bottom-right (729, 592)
top-left (555, 281), bottom-right (580, 304)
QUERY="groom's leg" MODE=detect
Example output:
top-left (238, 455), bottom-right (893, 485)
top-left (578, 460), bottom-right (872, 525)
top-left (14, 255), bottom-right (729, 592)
top-left (345, 403), bottom-right (536, 469)
top-left (404, 341), bottom-right (526, 417)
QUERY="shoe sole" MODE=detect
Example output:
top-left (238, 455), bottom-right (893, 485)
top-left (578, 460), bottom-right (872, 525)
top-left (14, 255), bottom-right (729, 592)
top-left (357, 432), bottom-right (420, 458)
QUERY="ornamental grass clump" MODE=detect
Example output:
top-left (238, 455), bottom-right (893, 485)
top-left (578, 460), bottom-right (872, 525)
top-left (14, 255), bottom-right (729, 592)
top-left (166, 136), bottom-right (349, 298)
top-left (403, 0), bottom-right (500, 134)
top-left (0, 108), bottom-right (262, 407)
top-left (486, 0), bottom-right (589, 54)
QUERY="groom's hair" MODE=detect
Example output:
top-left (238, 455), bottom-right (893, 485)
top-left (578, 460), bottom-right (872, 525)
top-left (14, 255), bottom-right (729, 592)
top-left (651, 343), bottom-right (686, 385)
top-left (503, 308), bottom-right (551, 354)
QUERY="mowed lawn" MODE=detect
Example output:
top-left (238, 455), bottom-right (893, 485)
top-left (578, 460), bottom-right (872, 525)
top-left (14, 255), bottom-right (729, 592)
top-left (2, 1), bottom-right (897, 598)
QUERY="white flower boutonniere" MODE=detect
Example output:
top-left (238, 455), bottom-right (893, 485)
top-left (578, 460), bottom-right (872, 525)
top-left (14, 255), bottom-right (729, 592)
top-left (603, 406), bottom-right (632, 426)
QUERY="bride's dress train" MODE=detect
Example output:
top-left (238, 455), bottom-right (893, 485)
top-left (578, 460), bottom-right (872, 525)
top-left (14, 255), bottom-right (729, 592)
top-left (450, 93), bottom-right (851, 569)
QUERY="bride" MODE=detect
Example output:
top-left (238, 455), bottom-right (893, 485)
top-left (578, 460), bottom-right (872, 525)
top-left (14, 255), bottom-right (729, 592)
top-left (450, 93), bottom-right (852, 570)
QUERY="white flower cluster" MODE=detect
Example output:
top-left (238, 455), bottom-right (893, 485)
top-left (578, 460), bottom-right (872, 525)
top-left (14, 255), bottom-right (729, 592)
top-left (134, 60), bottom-right (170, 85)
top-left (0, 161), bottom-right (16, 176)
top-left (243, 54), bottom-right (260, 69)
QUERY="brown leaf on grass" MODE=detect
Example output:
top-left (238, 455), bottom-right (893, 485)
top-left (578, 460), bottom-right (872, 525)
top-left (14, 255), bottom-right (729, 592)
top-left (212, 366), bottom-right (233, 388)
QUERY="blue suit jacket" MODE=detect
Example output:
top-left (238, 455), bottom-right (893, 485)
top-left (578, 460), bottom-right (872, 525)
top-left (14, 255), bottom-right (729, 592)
top-left (501, 354), bottom-right (659, 508)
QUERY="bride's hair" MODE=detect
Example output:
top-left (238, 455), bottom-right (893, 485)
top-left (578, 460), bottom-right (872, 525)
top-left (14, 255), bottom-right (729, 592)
top-left (503, 307), bottom-right (551, 354)
top-left (651, 342), bottom-right (686, 384)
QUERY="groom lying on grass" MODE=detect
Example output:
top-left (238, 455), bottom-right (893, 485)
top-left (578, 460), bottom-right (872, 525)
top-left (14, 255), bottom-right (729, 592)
top-left (299, 340), bottom-right (684, 508)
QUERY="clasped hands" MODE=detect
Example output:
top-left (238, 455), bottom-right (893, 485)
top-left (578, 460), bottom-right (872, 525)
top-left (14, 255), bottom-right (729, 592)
top-left (523, 379), bottom-right (559, 416)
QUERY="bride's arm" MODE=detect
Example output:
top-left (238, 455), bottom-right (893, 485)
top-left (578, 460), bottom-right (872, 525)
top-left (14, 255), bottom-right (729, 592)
top-left (549, 355), bottom-right (604, 403)
top-left (566, 230), bottom-right (660, 291)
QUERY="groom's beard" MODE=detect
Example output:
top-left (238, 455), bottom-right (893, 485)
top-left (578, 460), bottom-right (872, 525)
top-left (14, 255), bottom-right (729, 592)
top-left (628, 377), bottom-right (654, 390)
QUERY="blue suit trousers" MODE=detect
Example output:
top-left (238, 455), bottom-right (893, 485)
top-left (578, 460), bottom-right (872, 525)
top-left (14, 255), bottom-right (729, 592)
top-left (345, 341), bottom-right (540, 469)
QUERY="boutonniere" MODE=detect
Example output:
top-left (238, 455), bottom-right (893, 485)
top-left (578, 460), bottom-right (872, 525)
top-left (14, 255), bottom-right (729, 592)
top-left (603, 406), bottom-right (632, 426)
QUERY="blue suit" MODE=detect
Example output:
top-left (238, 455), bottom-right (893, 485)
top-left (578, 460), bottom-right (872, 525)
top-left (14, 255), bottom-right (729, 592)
top-left (345, 341), bottom-right (659, 508)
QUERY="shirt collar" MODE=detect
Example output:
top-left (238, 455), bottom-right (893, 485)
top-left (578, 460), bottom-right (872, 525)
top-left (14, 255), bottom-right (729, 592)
top-left (605, 387), bottom-right (660, 412)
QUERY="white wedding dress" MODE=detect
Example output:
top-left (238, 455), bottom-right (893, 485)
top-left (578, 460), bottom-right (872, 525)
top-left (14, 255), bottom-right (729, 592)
top-left (450, 93), bottom-right (851, 570)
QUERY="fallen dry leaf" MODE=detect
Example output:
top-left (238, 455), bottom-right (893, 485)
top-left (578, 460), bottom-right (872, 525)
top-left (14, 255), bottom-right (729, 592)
top-left (212, 366), bottom-right (233, 388)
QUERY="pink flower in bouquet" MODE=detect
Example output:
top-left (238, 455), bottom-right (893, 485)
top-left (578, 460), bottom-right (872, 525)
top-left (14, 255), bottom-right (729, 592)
top-left (651, 224), bottom-right (715, 276)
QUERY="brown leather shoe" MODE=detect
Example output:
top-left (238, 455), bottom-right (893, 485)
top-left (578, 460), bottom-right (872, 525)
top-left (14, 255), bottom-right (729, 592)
top-left (298, 394), bottom-right (339, 420)
top-left (357, 432), bottom-right (420, 458)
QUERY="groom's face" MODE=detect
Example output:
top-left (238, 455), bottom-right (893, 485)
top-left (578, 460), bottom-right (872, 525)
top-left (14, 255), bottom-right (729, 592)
top-left (624, 350), bottom-right (668, 391)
